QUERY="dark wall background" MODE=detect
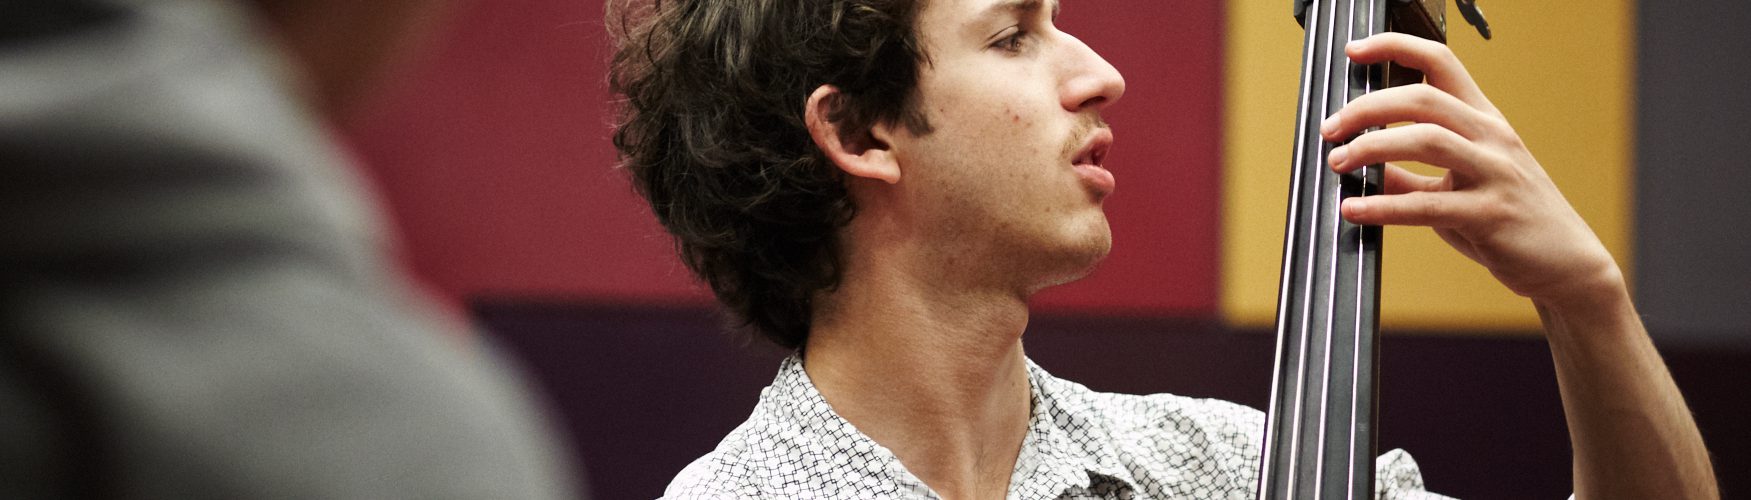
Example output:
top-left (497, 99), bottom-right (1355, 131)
top-left (476, 303), bottom-right (1749, 499)
top-left (1634, 0), bottom-right (1751, 345)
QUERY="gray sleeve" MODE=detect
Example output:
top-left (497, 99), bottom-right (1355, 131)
top-left (0, 2), bottom-right (580, 498)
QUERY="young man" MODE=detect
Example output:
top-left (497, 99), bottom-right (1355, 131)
top-left (609, 0), bottom-right (1717, 498)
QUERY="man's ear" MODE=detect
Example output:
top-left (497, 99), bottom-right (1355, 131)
top-left (805, 85), bottom-right (901, 184)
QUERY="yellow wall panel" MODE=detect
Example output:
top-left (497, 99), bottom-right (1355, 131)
top-left (1221, 2), bottom-right (1636, 332)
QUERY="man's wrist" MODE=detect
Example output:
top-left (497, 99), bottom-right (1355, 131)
top-left (1529, 259), bottom-right (1629, 311)
top-left (1529, 263), bottom-right (1635, 344)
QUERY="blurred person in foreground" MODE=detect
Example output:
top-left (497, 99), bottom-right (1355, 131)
top-left (1, 0), bottom-right (578, 498)
top-left (607, 0), bottom-right (1717, 498)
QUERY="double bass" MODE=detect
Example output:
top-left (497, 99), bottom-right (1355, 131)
top-left (1256, 1), bottom-right (1489, 498)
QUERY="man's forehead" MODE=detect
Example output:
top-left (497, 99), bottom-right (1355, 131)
top-left (929, 0), bottom-right (1061, 23)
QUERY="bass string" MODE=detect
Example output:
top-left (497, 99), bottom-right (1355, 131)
top-left (1347, 1), bottom-right (1381, 497)
top-left (1282, 0), bottom-right (1349, 495)
top-left (1312, 0), bottom-right (1356, 494)
top-left (1257, 0), bottom-right (1325, 492)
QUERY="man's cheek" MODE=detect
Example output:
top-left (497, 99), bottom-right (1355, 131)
top-left (1001, 104), bottom-right (1036, 128)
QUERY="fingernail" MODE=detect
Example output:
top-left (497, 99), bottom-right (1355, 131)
top-left (1328, 146), bottom-right (1347, 169)
top-left (1320, 116), bottom-right (1336, 136)
top-left (1343, 198), bottom-right (1368, 218)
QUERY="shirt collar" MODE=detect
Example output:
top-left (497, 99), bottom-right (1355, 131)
top-left (764, 354), bottom-right (1139, 498)
top-left (1017, 358), bottom-right (1141, 496)
top-left (764, 355), bottom-right (932, 497)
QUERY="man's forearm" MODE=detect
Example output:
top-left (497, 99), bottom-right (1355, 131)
top-left (1537, 277), bottom-right (1718, 499)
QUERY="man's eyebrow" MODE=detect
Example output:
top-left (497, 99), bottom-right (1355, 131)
top-left (979, 0), bottom-right (1059, 21)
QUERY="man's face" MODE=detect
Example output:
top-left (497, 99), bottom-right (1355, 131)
top-left (887, 0), bottom-right (1126, 291)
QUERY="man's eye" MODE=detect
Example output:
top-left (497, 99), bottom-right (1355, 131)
top-left (993, 28), bottom-right (1028, 53)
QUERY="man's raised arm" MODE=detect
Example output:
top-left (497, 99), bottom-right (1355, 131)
top-left (1317, 32), bottom-right (1719, 499)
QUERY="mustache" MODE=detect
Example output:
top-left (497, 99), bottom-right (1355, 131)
top-left (1061, 115), bottom-right (1111, 159)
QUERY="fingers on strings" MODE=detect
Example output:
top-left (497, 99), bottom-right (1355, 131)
top-left (1328, 122), bottom-right (1505, 177)
top-left (1344, 32), bottom-right (1495, 112)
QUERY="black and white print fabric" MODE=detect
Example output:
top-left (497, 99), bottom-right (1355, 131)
top-left (666, 355), bottom-right (1452, 499)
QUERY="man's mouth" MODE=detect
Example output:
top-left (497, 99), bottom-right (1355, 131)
top-left (1071, 128), bottom-right (1116, 197)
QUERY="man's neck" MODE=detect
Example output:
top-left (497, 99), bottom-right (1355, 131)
top-left (804, 262), bottom-right (1034, 500)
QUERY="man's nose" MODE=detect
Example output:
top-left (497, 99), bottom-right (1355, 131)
top-left (1059, 32), bottom-right (1126, 113)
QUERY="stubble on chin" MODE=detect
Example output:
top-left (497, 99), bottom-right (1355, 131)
top-left (1017, 213), bottom-right (1113, 294)
top-left (911, 112), bottom-right (1117, 295)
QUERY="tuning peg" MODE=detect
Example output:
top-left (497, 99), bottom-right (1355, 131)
top-left (1455, 0), bottom-right (1492, 39)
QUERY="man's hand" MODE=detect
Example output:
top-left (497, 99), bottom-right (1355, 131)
top-left (1319, 32), bottom-right (1619, 307)
top-left (1318, 32), bottom-right (1720, 500)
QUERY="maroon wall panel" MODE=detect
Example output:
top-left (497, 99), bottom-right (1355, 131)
top-left (345, 0), bottom-right (1223, 316)
top-left (1038, 1), bottom-right (1223, 314)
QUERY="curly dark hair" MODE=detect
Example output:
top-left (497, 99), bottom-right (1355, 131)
top-left (607, 0), bottom-right (932, 349)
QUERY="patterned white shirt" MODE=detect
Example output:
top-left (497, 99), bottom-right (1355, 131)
top-left (666, 355), bottom-right (1452, 499)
